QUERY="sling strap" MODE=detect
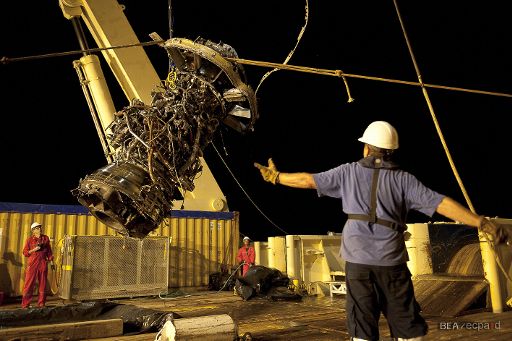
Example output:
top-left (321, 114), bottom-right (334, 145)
top-left (347, 167), bottom-right (406, 233)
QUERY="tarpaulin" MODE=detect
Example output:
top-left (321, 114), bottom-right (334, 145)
top-left (234, 265), bottom-right (302, 301)
top-left (0, 301), bottom-right (181, 335)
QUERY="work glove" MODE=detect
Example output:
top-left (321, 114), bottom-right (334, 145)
top-left (254, 158), bottom-right (280, 184)
top-left (479, 217), bottom-right (509, 245)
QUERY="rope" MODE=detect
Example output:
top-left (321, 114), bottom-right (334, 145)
top-left (255, 0), bottom-right (309, 96)
top-left (165, 67), bottom-right (178, 89)
top-left (392, 0), bottom-right (475, 212)
top-left (392, 0), bottom-right (512, 291)
top-left (211, 142), bottom-right (289, 235)
top-left (2, 41), bottom-right (511, 99)
top-left (50, 238), bottom-right (65, 295)
top-left (225, 57), bottom-right (512, 99)
top-left (157, 262), bottom-right (245, 303)
top-left (217, 263), bottom-right (244, 292)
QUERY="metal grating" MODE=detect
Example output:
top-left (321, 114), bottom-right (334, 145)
top-left (61, 235), bottom-right (169, 300)
top-left (0, 204), bottom-right (238, 296)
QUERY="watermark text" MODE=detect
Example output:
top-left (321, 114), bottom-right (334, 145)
top-left (439, 321), bottom-right (501, 331)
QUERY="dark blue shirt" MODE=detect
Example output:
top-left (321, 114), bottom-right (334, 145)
top-left (313, 160), bottom-right (444, 266)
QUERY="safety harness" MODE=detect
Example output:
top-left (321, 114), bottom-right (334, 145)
top-left (347, 156), bottom-right (406, 233)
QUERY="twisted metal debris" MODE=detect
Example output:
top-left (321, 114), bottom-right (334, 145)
top-left (72, 37), bottom-right (257, 238)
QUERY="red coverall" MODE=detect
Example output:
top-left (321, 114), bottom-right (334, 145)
top-left (22, 234), bottom-right (53, 308)
top-left (236, 246), bottom-right (255, 276)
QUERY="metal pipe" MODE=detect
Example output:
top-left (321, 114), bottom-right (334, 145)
top-left (392, 0), bottom-right (503, 312)
top-left (479, 232), bottom-right (504, 312)
top-left (254, 241), bottom-right (261, 265)
top-left (286, 235), bottom-right (297, 281)
top-left (79, 54), bottom-right (117, 162)
top-left (267, 237), bottom-right (275, 269)
top-left (71, 17), bottom-right (90, 56)
top-left (72, 59), bottom-right (112, 162)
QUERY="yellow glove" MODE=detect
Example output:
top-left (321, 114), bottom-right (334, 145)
top-left (254, 158), bottom-right (280, 184)
top-left (479, 217), bottom-right (508, 244)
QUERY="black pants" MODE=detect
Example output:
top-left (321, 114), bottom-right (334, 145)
top-left (345, 262), bottom-right (427, 340)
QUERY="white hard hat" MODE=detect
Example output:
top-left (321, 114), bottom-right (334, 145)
top-left (243, 236), bottom-right (250, 241)
top-left (31, 222), bottom-right (42, 230)
top-left (358, 121), bottom-right (399, 150)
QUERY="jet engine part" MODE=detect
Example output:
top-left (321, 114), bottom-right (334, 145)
top-left (72, 37), bottom-right (257, 238)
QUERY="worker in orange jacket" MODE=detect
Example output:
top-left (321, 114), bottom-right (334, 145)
top-left (21, 222), bottom-right (54, 308)
top-left (236, 236), bottom-right (255, 277)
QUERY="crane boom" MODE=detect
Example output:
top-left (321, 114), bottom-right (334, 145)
top-left (59, 0), bottom-right (228, 214)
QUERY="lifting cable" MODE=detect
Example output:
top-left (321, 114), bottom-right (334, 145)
top-left (211, 142), bottom-right (289, 235)
top-left (392, 0), bottom-right (512, 288)
top-left (166, 0), bottom-right (177, 82)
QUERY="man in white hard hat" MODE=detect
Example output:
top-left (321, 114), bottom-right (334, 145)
top-left (254, 121), bottom-right (506, 341)
top-left (21, 222), bottom-right (54, 308)
top-left (236, 236), bottom-right (255, 277)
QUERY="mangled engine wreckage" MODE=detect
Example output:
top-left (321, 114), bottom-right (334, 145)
top-left (72, 38), bottom-right (258, 238)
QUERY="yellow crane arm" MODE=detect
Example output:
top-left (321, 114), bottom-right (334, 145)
top-left (59, 0), bottom-right (228, 212)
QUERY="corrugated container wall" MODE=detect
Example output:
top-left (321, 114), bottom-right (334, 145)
top-left (151, 211), bottom-right (239, 288)
top-left (0, 202), bottom-right (239, 297)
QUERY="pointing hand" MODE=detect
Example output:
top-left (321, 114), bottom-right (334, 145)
top-left (254, 158), bottom-right (280, 184)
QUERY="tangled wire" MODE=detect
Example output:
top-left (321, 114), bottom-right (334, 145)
top-left (109, 71), bottom-right (226, 200)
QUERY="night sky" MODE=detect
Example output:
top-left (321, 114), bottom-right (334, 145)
top-left (1, 1), bottom-right (511, 241)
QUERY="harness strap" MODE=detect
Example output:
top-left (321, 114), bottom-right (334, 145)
top-left (347, 168), bottom-right (406, 233)
top-left (369, 168), bottom-right (379, 223)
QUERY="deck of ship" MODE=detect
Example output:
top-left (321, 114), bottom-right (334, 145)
top-left (2, 290), bottom-right (509, 340)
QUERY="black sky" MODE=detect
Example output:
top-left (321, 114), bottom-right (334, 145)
top-left (1, 1), bottom-right (511, 241)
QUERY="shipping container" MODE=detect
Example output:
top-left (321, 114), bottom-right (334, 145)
top-left (0, 202), bottom-right (239, 298)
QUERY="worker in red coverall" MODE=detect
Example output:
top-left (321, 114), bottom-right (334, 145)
top-left (21, 222), bottom-right (54, 308)
top-left (236, 236), bottom-right (255, 277)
